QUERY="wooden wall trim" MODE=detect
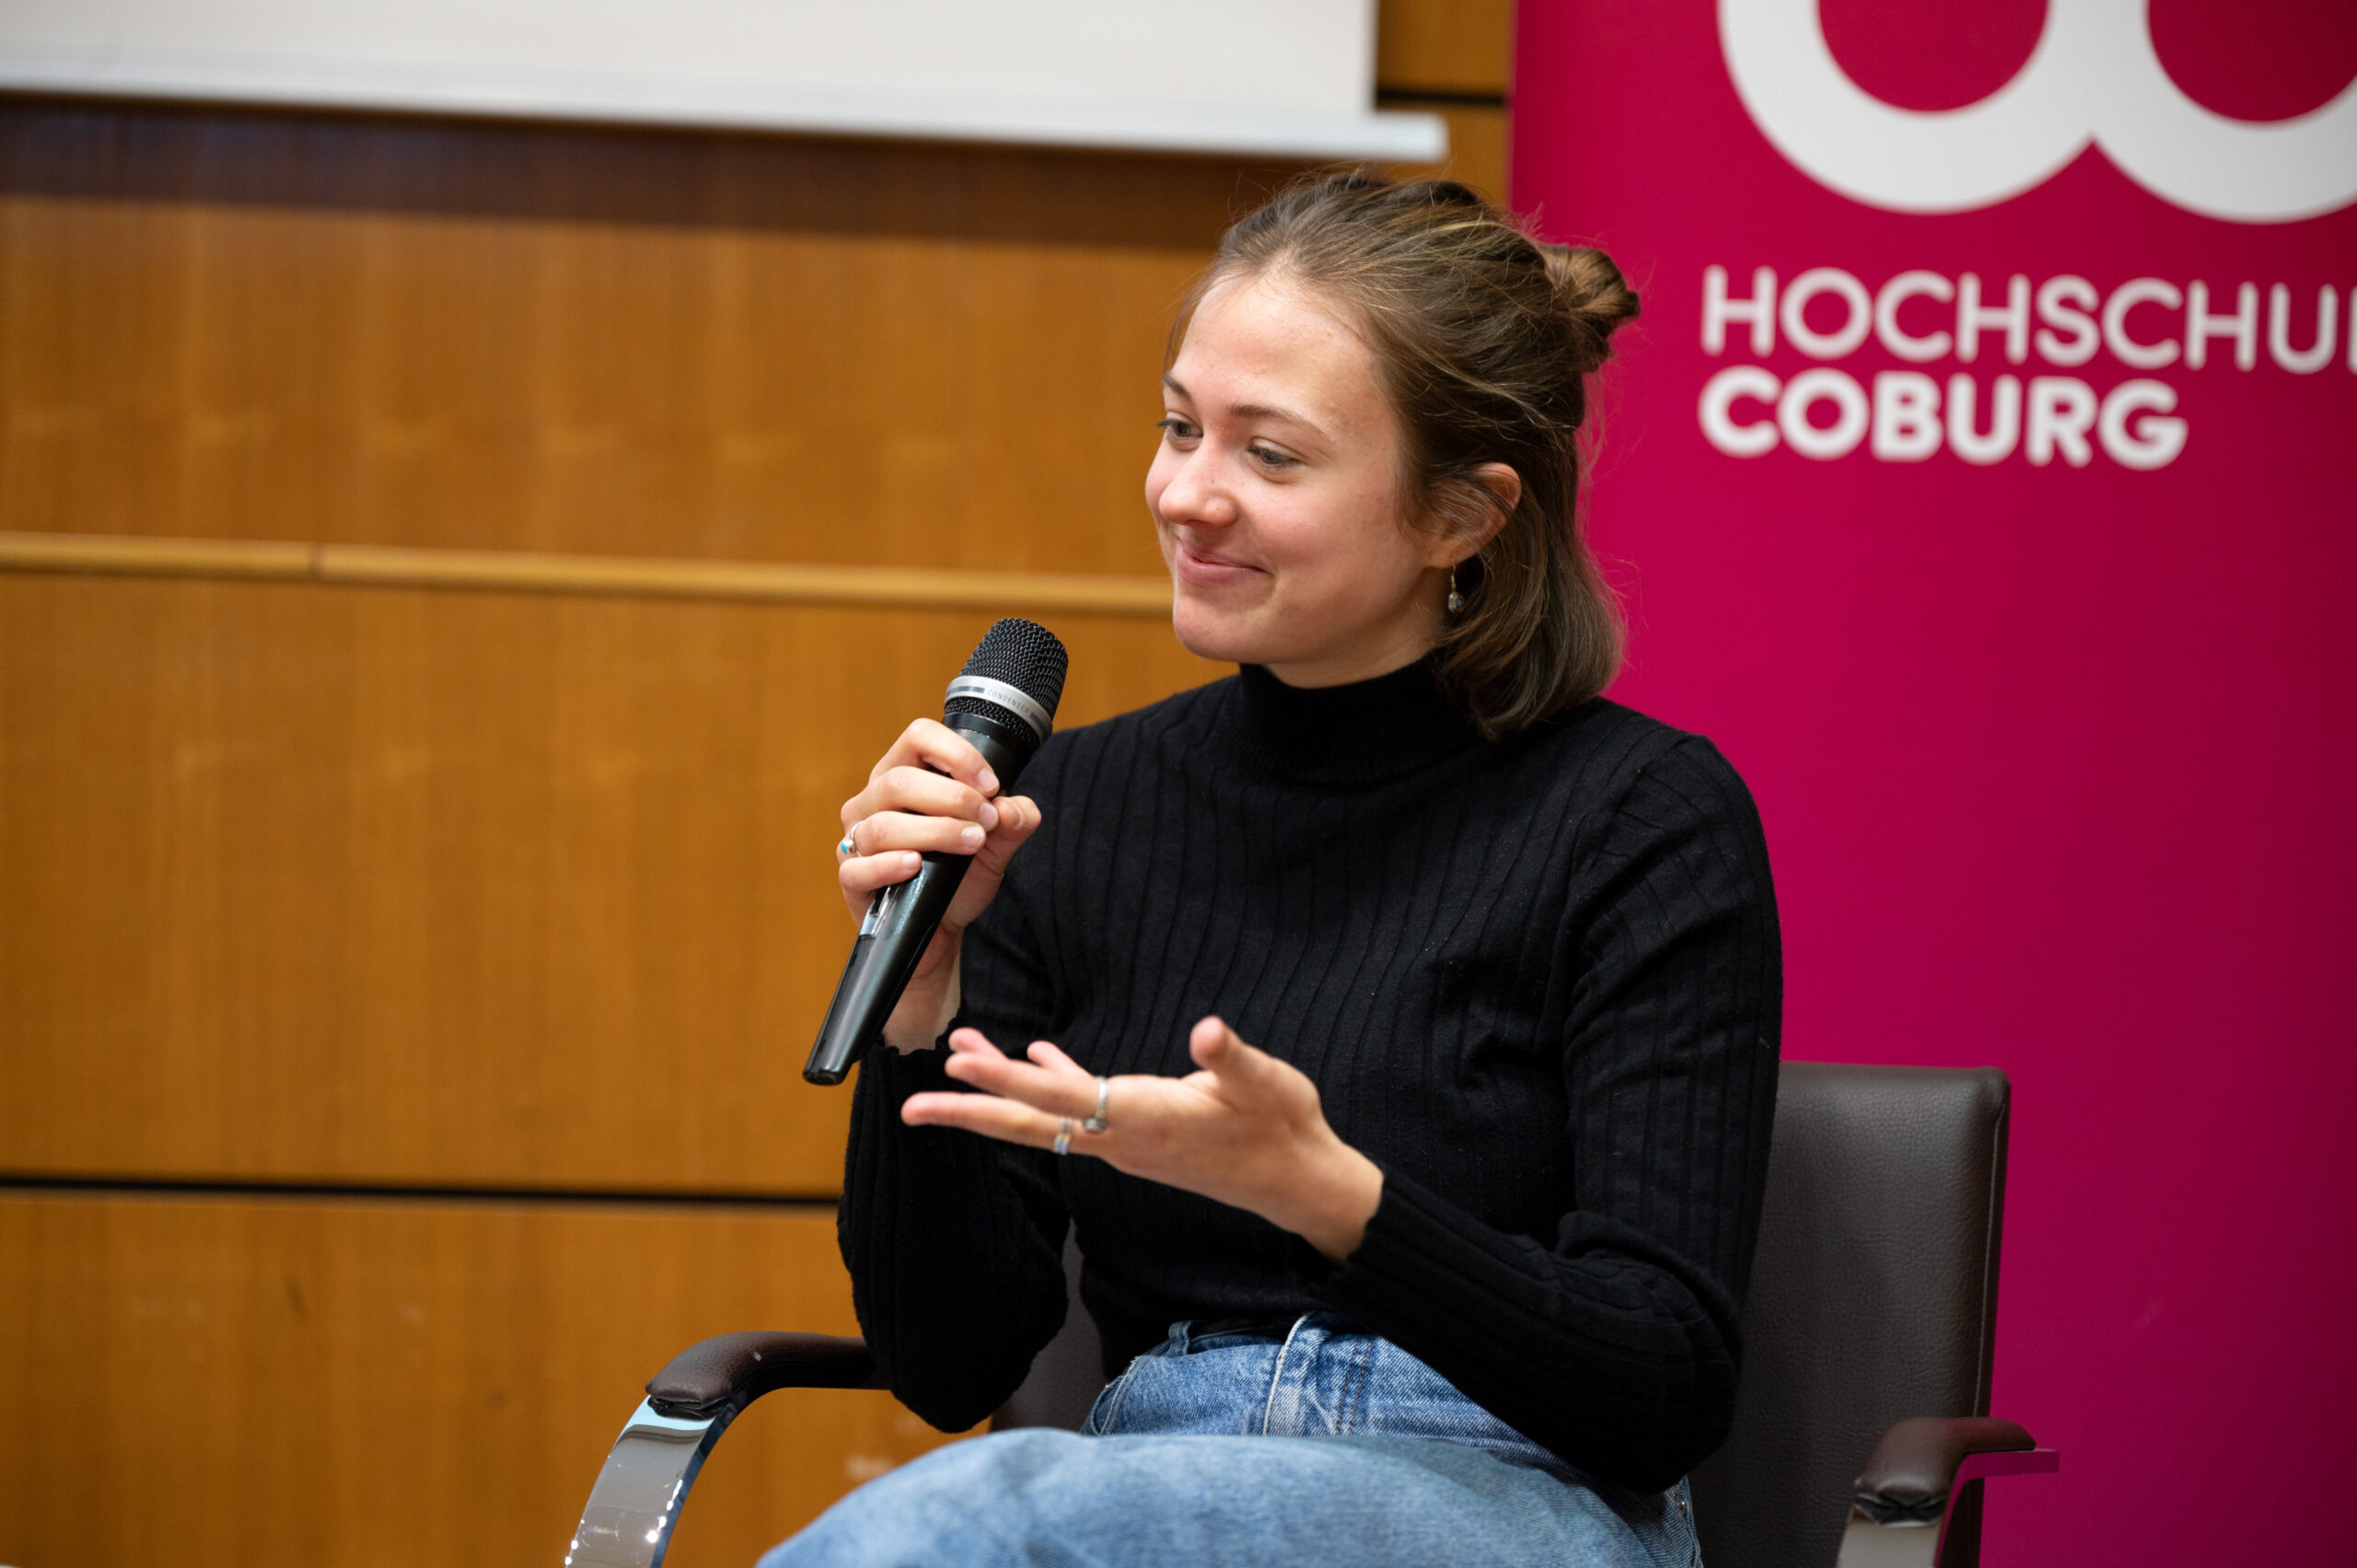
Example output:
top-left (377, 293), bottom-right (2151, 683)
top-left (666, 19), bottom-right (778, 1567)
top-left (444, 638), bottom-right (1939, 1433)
top-left (0, 530), bottom-right (1173, 616)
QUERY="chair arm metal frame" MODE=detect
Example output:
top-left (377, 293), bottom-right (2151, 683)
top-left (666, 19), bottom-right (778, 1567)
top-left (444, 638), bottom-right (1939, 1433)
top-left (568, 1332), bottom-right (885, 1568)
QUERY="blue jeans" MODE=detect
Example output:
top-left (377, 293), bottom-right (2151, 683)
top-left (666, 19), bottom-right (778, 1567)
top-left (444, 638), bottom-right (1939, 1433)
top-left (761, 1314), bottom-right (1702, 1567)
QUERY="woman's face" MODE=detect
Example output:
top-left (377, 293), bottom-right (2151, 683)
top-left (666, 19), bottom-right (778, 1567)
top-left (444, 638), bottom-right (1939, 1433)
top-left (1146, 273), bottom-right (1461, 688)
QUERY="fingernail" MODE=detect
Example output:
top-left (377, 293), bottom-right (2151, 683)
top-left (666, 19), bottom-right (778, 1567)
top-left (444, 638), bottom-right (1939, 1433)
top-left (979, 769), bottom-right (1000, 795)
top-left (904, 852), bottom-right (922, 871)
top-left (978, 801), bottom-right (1000, 830)
top-left (959, 825), bottom-right (985, 850)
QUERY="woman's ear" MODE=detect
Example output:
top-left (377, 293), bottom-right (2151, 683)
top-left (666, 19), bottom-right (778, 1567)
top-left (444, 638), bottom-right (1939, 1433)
top-left (1466, 463), bottom-right (1523, 546)
top-left (1422, 462), bottom-right (1523, 567)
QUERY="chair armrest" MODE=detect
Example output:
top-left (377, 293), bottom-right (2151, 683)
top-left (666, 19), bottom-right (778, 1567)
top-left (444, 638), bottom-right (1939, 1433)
top-left (1836, 1417), bottom-right (2060, 1568)
top-left (645, 1330), bottom-right (887, 1421)
top-left (1852, 1416), bottom-right (2054, 1524)
top-left (575, 1337), bottom-right (888, 1567)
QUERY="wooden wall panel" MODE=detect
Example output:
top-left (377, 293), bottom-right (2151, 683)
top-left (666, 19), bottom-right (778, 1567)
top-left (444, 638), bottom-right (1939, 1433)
top-left (0, 99), bottom-right (1302, 572)
top-left (0, 572), bottom-right (1221, 1190)
top-left (0, 1191), bottom-right (962, 1568)
top-left (1390, 104), bottom-right (1509, 203)
top-left (1376, 0), bottom-right (1511, 202)
top-left (1377, 0), bottom-right (1515, 98)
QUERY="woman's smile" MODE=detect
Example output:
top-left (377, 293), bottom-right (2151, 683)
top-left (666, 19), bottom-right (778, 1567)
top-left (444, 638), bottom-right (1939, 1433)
top-left (1169, 535), bottom-right (1265, 589)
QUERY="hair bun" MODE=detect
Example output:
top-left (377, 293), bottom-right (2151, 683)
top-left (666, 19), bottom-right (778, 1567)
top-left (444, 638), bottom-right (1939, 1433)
top-left (1538, 243), bottom-right (1640, 366)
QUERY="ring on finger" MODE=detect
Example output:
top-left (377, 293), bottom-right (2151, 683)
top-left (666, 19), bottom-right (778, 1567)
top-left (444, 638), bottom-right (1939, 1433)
top-left (1082, 1075), bottom-right (1111, 1135)
top-left (1052, 1118), bottom-right (1074, 1157)
top-left (838, 820), bottom-right (860, 858)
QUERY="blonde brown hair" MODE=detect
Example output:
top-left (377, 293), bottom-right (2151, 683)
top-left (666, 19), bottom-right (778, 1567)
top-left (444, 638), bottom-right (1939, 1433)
top-left (1174, 170), bottom-right (1639, 738)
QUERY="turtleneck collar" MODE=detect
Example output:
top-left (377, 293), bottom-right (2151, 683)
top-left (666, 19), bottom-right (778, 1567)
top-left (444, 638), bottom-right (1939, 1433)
top-left (1229, 654), bottom-right (1482, 785)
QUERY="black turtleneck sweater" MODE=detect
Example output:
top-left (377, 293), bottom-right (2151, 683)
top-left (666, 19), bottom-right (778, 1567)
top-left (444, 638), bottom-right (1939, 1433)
top-left (839, 658), bottom-right (1781, 1493)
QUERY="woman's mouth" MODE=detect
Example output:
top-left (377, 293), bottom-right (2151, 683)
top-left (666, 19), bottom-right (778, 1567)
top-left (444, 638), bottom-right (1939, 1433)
top-left (1171, 539), bottom-right (1264, 589)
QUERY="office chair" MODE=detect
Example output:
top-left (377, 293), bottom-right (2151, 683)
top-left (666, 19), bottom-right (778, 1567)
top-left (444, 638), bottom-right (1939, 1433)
top-left (567, 1062), bottom-right (2055, 1568)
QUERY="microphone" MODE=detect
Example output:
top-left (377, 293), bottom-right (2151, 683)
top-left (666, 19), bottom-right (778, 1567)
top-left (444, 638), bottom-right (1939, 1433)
top-left (803, 618), bottom-right (1070, 1086)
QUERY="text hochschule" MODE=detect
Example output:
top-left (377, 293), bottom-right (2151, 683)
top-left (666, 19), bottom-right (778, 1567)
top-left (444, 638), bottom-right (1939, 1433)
top-left (1695, 264), bottom-right (2352, 470)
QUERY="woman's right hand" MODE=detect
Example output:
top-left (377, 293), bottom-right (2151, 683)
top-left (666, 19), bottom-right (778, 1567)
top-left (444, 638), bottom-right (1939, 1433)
top-left (837, 718), bottom-right (1044, 1051)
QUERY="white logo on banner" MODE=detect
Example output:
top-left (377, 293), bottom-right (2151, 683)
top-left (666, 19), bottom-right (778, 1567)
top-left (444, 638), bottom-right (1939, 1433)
top-left (1719, 0), bottom-right (2357, 223)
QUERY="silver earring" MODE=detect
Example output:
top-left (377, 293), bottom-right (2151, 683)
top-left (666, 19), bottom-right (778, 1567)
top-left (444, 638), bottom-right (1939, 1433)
top-left (1446, 567), bottom-right (1465, 614)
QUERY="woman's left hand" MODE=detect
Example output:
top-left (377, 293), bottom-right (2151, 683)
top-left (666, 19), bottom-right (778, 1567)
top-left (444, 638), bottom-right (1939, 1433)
top-left (900, 1016), bottom-right (1385, 1263)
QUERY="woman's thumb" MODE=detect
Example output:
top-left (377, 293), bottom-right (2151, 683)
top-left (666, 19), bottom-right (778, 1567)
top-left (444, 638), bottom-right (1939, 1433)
top-left (1190, 1016), bottom-right (1257, 1076)
top-left (974, 795), bottom-right (1042, 874)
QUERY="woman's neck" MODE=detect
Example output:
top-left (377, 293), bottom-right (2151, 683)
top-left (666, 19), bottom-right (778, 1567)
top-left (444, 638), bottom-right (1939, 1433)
top-left (1257, 589), bottom-right (1446, 690)
top-left (1230, 654), bottom-right (1480, 786)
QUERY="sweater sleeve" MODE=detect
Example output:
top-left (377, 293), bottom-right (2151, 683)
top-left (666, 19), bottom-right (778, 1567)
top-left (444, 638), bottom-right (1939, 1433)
top-left (836, 805), bottom-right (1074, 1434)
top-left (1305, 736), bottom-right (1782, 1493)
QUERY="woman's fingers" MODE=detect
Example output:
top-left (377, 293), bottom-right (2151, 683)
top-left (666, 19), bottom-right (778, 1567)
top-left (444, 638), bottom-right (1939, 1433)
top-left (831, 723), bottom-right (1030, 995)
top-left (873, 718), bottom-right (1000, 799)
top-left (838, 849), bottom-right (923, 896)
top-left (945, 1027), bottom-right (1004, 1059)
top-left (849, 809), bottom-right (991, 858)
top-left (846, 763), bottom-right (998, 832)
top-left (1020, 1040), bottom-right (1126, 1121)
top-left (836, 792), bottom-right (1040, 920)
top-left (940, 1021), bottom-right (1274, 1123)
top-left (1025, 1039), bottom-right (1081, 1073)
top-left (902, 1089), bottom-right (1062, 1145)
top-left (946, 1033), bottom-right (1097, 1112)
top-left (937, 1029), bottom-right (1128, 1132)
top-left (912, 1030), bottom-right (1083, 1144)
top-left (834, 713), bottom-right (1039, 931)
top-left (904, 1073), bottom-right (1129, 1154)
top-left (839, 717), bottom-right (1003, 839)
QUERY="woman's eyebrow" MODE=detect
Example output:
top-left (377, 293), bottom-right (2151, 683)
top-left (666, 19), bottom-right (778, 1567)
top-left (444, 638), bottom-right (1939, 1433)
top-left (1228, 402), bottom-right (1327, 438)
top-left (1162, 376), bottom-right (1329, 441)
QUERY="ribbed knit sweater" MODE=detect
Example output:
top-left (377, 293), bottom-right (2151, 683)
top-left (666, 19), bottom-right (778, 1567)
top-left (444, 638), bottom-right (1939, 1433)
top-left (840, 656), bottom-right (1782, 1492)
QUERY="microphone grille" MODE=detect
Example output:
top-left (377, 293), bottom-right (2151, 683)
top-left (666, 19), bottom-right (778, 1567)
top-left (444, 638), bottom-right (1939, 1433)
top-left (957, 618), bottom-right (1070, 719)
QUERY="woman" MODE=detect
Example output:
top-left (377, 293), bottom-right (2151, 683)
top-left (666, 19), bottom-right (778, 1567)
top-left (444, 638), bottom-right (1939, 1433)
top-left (770, 172), bottom-right (1780, 1568)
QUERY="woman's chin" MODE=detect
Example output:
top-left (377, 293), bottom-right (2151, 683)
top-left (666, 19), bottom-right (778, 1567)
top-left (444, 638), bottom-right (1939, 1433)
top-left (1171, 598), bottom-right (1284, 668)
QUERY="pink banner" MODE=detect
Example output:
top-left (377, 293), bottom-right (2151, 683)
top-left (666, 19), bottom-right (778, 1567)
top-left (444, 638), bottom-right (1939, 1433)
top-left (1515, 4), bottom-right (2356, 1562)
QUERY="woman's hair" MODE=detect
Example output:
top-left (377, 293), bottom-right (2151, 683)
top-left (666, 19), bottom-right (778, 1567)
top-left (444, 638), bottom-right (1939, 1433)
top-left (1174, 170), bottom-right (1640, 738)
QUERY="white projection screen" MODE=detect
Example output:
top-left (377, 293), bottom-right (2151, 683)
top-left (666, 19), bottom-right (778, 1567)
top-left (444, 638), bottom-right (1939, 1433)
top-left (0, 0), bottom-right (1444, 159)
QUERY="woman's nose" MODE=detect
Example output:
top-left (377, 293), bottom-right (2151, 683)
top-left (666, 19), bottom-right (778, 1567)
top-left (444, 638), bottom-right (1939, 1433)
top-left (1156, 449), bottom-right (1237, 528)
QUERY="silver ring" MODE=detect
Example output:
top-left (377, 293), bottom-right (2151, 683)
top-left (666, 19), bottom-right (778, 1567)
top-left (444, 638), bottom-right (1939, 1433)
top-left (837, 834), bottom-right (855, 857)
top-left (1082, 1076), bottom-right (1110, 1135)
top-left (1052, 1118), bottom-right (1074, 1157)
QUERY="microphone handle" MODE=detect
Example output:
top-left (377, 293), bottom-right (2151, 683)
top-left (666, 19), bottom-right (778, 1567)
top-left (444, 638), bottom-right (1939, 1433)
top-left (802, 721), bottom-right (1032, 1086)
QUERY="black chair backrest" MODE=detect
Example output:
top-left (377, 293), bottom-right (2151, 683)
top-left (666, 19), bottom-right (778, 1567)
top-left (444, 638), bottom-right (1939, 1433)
top-left (999, 1060), bottom-right (2012, 1568)
top-left (1691, 1062), bottom-right (2010, 1568)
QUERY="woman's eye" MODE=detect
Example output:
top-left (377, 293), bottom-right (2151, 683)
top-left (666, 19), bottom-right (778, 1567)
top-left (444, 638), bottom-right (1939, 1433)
top-left (1248, 445), bottom-right (1297, 471)
top-left (1155, 417), bottom-right (1199, 442)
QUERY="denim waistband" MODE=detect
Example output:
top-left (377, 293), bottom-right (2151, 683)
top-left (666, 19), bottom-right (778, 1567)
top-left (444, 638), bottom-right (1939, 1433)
top-left (1183, 1317), bottom-right (1306, 1345)
top-left (1080, 1312), bottom-right (1579, 1483)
